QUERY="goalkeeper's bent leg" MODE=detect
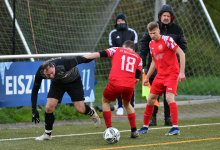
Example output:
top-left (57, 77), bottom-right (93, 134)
top-left (84, 104), bottom-right (94, 116)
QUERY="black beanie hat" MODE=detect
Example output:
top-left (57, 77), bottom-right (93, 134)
top-left (115, 13), bottom-right (126, 24)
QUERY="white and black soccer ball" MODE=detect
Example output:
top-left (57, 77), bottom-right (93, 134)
top-left (103, 127), bottom-right (120, 144)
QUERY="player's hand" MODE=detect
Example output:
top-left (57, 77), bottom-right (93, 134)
top-left (143, 78), bottom-right (149, 86)
top-left (178, 72), bottom-right (186, 82)
top-left (32, 109), bottom-right (40, 124)
top-left (135, 79), bottom-right (139, 84)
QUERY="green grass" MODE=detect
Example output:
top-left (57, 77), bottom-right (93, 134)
top-left (177, 76), bottom-right (220, 95)
top-left (0, 104), bottom-right (103, 124)
top-left (0, 116), bottom-right (219, 150)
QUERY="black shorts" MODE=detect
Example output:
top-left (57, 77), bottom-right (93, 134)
top-left (47, 77), bottom-right (85, 103)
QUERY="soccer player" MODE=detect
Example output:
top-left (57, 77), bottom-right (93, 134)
top-left (109, 13), bottom-right (138, 115)
top-left (84, 40), bottom-right (142, 138)
top-left (139, 4), bottom-right (187, 126)
top-left (31, 56), bottom-right (101, 140)
top-left (138, 22), bottom-right (186, 135)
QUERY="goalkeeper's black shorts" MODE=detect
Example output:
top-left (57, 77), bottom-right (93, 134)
top-left (47, 77), bottom-right (85, 103)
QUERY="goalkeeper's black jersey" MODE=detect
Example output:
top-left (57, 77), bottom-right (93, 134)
top-left (35, 57), bottom-right (81, 85)
top-left (31, 56), bottom-right (89, 109)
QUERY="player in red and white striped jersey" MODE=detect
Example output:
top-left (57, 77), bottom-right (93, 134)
top-left (138, 22), bottom-right (186, 136)
top-left (84, 40), bottom-right (142, 138)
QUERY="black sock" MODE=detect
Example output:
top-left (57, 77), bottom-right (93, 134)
top-left (84, 104), bottom-right (94, 116)
top-left (45, 131), bottom-right (51, 136)
top-left (131, 127), bottom-right (137, 133)
top-left (45, 112), bottom-right (55, 134)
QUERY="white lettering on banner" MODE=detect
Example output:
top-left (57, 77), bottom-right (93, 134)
top-left (39, 79), bottom-right (51, 93)
top-left (18, 75), bottom-right (25, 94)
top-left (38, 79), bottom-right (51, 93)
top-left (25, 75), bottom-right (33, 94)
top-left (82, 69), bottom-right (90, 90)
top-left (5, 75), bottom-right (51, 95)
top-left (6, 75), bottom-right (33, 95)
top-left (47, 79), bottom-right (50, 92)
top-left (86, 69), bottom-right (90, 90)
top-left (13, 76), bottom-right (17, 94)
top-left (6, 76), bottom-right (13, 95)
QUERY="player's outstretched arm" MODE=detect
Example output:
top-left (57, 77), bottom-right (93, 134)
top-left (175, 47), bottom-right (186, 82)
top-left (84, 52), bottom-right (101, 59)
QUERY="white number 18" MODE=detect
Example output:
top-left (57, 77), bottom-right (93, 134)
top-left (121, 55), bottom-right (136, 73)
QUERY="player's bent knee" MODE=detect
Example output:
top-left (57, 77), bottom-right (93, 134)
top-left (147, 97), bottom-right (158, 105)
top-left (45, 105), bottom-right (55, 113)
top-left (147, 100), bottom-right (156, 105)
top-left (122, 101), bottom-right (130, 108)
top-left (166, 93), bottom-right (175, 104)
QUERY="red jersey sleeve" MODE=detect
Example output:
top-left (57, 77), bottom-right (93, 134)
top-left (105, 47), bottom-right (119, 57)
top-left (165, 36), bottom-right (179, 51)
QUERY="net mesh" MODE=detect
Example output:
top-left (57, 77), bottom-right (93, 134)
top-left (0, 0), bottom-right (220, 104)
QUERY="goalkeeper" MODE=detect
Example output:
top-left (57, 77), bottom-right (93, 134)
top-left (31, 56), bottom-right (100, 140)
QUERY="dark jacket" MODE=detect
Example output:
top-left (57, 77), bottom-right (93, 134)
top-left (139, 5), bottom-right (187, 77)
top-left (109, 26), bottom-right (138, 52)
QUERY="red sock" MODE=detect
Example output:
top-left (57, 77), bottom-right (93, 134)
top-left (127, 113), bottom-right (136, 128)
top-left (143, 104), bottom-right (154, 126)
top-left (169, 102), bottom-right (178, 125)
top-left (102, 111), bottom-right (112, 128)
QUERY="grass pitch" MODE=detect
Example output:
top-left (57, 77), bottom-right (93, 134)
top-left (0, 116), bottom-right (220, 150)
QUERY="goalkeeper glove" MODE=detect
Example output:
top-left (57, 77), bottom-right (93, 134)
top-left (32, 109), bottom-right (40, 124)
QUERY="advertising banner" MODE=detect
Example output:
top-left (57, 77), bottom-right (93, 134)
top-left (0, 60), bottom-right (95, 107)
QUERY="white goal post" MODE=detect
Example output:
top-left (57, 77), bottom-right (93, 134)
top-left (0, 53), bottom-right (90, 60)
top-left (199, 0), bottom-right (220, 44)
top-left (4, 0), bottom-right (34, 62)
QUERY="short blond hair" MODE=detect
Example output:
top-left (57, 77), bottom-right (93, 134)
top-left (147, 22), bottom-right (159, 31)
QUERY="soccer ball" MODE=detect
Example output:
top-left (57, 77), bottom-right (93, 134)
top-left (103, 127), bottom-right (120, 144)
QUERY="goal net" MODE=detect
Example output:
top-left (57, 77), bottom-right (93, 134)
top-left (0, 0), bottom-right (220, 104)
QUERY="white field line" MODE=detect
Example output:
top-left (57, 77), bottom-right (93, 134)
top-left (1, 123), bottom-right (220, 142)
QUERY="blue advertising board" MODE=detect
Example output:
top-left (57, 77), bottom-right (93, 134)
top-left (0, 60), bottom-right (95, 107)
